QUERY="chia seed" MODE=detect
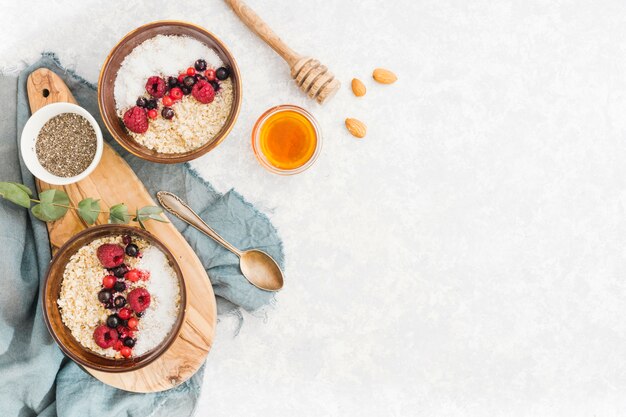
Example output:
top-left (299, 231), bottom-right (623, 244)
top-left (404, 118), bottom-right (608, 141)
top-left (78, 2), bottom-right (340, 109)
top-left (35, 113), bottom-right (97, 177)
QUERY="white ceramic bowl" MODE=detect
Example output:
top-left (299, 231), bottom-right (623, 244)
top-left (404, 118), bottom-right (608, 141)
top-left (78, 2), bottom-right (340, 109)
top-left (21, 102), bottom-right (103, 185)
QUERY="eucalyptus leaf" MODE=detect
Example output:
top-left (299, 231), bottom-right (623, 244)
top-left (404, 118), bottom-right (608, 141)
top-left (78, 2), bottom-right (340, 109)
top-left (39, 189), bottom-right (69, 221)
top-left (31, 204), bottom-right (56, 221)
top-left (109, 203), bottom-right (131, 224)
top-left (0, 182), bottom-right (31, 208)
top-left (11, 183), bottom-right (32, 196)
top-left (77, 198), bottom-right (100, 225)
top-left (135, 206), bottom-right (168, 223)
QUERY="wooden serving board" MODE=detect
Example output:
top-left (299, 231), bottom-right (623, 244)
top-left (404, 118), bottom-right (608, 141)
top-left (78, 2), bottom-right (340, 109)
top-left (27, 68), bottom-right (217, 392)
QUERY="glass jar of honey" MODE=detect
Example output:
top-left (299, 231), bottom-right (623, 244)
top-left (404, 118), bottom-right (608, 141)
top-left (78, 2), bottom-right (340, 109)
top-left (252, 105), bottom-right (322, 175)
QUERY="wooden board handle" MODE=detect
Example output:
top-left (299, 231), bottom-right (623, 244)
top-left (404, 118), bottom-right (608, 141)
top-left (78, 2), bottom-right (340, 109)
top-left (225, 0), bottom-right (301, 66)
top-left (27, 68), bottom-right (77, 113)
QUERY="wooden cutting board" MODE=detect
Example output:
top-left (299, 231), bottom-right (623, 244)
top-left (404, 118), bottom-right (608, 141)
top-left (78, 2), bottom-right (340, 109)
top-left (27, 68), bottom-right (217, 392)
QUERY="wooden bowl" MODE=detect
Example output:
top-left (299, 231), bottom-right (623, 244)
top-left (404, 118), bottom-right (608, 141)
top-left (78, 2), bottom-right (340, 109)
top-left (98, 20), bottom-right (242, 163)
top-left (42, 224), bottom-right (187, 373)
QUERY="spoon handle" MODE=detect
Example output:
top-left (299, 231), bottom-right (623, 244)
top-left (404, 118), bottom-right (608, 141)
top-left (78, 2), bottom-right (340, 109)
top-left (156, 191), bottom-right (243, 257)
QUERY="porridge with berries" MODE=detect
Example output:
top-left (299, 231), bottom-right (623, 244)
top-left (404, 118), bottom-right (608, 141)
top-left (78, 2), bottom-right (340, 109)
top-left (114, 35), bottom-right (234, 154)
top-left (57, 234), bottom-right (181, 359)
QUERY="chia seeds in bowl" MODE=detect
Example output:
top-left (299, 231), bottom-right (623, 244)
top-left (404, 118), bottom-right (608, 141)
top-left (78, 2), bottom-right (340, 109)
top-left (57, 234), bottom-right (181, 359)
top-left (35, 112), bottom-right (97, 177)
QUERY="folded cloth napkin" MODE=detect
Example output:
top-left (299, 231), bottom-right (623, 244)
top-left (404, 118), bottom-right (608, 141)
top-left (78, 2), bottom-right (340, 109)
top-left (0, 54), bottom-right (284, 416)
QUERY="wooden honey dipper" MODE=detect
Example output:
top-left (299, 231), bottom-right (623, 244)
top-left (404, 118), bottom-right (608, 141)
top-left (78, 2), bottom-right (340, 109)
top-left (225, 0), bottom-right (340, 104)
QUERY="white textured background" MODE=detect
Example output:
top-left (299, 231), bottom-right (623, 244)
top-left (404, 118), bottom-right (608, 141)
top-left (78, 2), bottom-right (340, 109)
top-left (4, 0), bottom-right (626, 415)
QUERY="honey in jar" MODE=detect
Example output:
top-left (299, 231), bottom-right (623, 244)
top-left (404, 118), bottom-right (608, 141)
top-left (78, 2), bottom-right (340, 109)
top-left (253, 105), bottom-right (321, 174)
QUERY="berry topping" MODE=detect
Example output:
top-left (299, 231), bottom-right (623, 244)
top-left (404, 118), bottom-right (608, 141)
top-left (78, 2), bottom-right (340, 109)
top-left (135, 311), bottom-right (145, 318)
top-left (128, 287), bottom-right (151, 312)
top-left (113, 340), bottom-right (124, 351)
top-left (98, 289), bottom-right (112, 303)
top-left (106, 314), bottom-right (120, 329)
top-left (145, 99), bottom-right (158, 110)
top-left (136, 97), bottom-right (148, 108)
top-left (125, 269), bottom-right (140, 282)
top-left (113, 295), bottom-right (127, 308)
top-left (118, 308), bottom-right (132, 320)
top-left (192, 80), bottom-right (215, 104)
top-left (116, 325), bottom-right (128, 339)
top-left (195, 74), bottom-right (207, 82)
top-left (97, 244), bottom-right (125, 268)
top-left (123, 337), bottom-right (136, 348)
top-left (195, 59), bottom-right (207, 71)
top-left (105, 301), bottom-right (116, 310)
top-left (216, 67), bottom-right (230, 80)
top-left (120, 346), bottom-right (132, 358)
top-left (122, 106), bottom-right (149, 134)
top-left (113, 280), bottom-right (126, 292)
top-left (145, 76), bottom-right (166, 98)
top-left (110, 263), bottom-right (128, 278)
top-left (125, 243), bottom-right (139, 257)
top-left (210, 81), bottom-right (220, 92)
top-left (183, 76), bottom-right (196, 88)
top-left (127, 317), bottom-right (138, 329)
top-left (169, 87), bottom-right (183, 101)
top-left (205, 68), bottom-right (216, 81)
top-left (147, 109), bottom-right (158, 119)
top-left (178, 74), bottom-right (186, 83)
top-left (122, 235), bottom-right (132, 245)
top-left (93, 325), bottom-right (118, 349)
top-left (186, 67), bottom-right (196, 76)
top-left (162, 107), bottom-right (175, 119)
top-left (102, 275), bottom-right (116, 289)
top-left (181, 86), bottom-right (191, 95)
top-left (162, 95), bottom-right (173, 107)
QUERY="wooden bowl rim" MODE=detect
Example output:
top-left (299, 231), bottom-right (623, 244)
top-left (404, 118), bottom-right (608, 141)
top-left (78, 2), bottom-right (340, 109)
top-left (97, 20), bottom-right (243, 164)
top-left (42, 224), bottom-right (188, 373)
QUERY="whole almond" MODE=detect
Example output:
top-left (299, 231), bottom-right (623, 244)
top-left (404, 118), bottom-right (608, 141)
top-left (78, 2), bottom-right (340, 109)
top-left (373, 68), bottom-right (397, 84)
top-left (351, 78), bottom-right (366, 97)
top-left (345, 118), bottom-right (367, 138)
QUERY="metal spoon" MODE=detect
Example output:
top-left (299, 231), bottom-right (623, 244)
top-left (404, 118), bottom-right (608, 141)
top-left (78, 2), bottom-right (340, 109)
top-left (156, 191), bottom-right (284, 291)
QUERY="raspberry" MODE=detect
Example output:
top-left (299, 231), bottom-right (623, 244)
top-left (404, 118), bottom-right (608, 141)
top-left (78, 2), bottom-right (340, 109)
top-left (97, 244), bottom-right (125, 268)
top-left (123, 106), bottom-right (148, 134)
top-left (145, 76), bottom-right (166, 98)
top-left (93, 325), bottom-right (118, 349)
top-left (191, 80), bottom-right (215, 104)
top-left (128, 287), bottom-right (151, 312)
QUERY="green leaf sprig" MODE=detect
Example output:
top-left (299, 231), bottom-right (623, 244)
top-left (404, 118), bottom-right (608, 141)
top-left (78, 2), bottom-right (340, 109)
top-left (0, 182), bottom-right (167, 228)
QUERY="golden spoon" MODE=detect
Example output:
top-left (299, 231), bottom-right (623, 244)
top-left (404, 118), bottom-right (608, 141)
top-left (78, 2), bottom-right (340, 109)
top-left (157, 191), bottom-right (284, 291)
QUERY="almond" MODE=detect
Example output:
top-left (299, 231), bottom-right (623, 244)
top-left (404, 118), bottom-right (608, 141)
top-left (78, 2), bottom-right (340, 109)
top-left (345, 118), bottom-right (367, 138)
top-left (351, 78), bottom-right (366, 97)
top-left (372, 68), bottom-right (397, 84)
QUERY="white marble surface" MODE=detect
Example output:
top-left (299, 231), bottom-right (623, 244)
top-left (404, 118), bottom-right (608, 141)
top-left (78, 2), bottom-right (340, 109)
top-left (4, 0), bottom-right (626, 415)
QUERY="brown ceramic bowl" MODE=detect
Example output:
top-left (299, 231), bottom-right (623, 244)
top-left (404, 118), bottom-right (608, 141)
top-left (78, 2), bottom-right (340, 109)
top-left (42, 224), bottom-right (187, 373)
top-left (98, 20), bottom-right (242, 163)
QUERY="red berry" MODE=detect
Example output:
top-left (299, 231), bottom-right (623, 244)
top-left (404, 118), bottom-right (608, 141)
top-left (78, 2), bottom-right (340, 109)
top-left (116, 325), bottom-right (128, 339)
top-left (186, 67), bottom-right (196, 76)
top-left (205, 68), bottom-right (216, 81)
top-left (93, 325), bottom-right (118, 349)
top-left (145, 76), bottom-right (166, 98)
top-left (127, 317), bottom-right (138, 329)
top-left (122, 106), bottom-right (149, 134)
top-left (128, 287), bottom-right (151, 312)
top-left (178, 74), bottom-right (186, 83)
top-left (127, 330), bottom-right (135, 338)
top-left (191, 80), bottom-right (215, 104)
top-left (169, 87), bottom-right (183, 101)
top-left (147, 109), bottom-right (158, 119)
top-left (102, 275), bottom-right (116, 289)
top-left (139, 270), bottom-right (151, 281)
top-left (162, 95), bottom-right (173, 107)
top-left (97, 243), bottom-right (125, 268)
top-left (113, 340), bottom-right (124, 351)
top-left (120, 346), bottom-right (132, 358)
top-left (125, 269), bottom-right (140, 282)
top-left (118, 308), bottom-right (132, 320)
